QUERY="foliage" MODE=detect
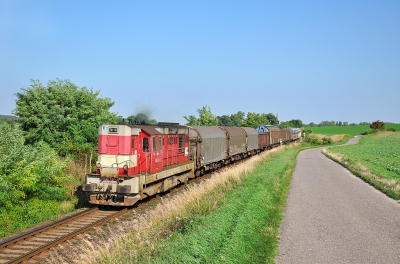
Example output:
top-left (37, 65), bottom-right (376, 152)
top-left (280, 119), bottom-right (304, 128)
top-left (216, 111), bottom-right (246, 126)
top-left (0, 123), bottom-right (74, 209)
top-left (242, 112), bottom-right (270, 128)
top-left (370, 120), bottom-right (386, 130)
top-left (0, 199), bottom-right (75, 237)
top-left (184, 105), bottom-right (279, 128)
top-left (230, 111), bottom-right (245, 126)
top-left (0, 115), bottom-right (18, 125)
top-left (305, 135), bottom-right (334, 145)
top-left (184, 105), bottom-right (218, 126)
top-left (13, 79), bottom-right (118, 156)
top-left (217, 114), bottom-right (233, 126)
top-left (387, 128), bottom-right (396, 132)
top-left (265, 113), bottom-right (279, 125)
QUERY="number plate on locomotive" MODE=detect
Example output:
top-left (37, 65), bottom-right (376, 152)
top-left (101, 177), bottom-right (118, 182)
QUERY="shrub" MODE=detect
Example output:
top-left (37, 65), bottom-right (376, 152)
top-left (305, 136), bottom-right (321, 145)
top-left (0, 123), bottom-right (73, 208)
top-left (387, 128), bottom-right (396, 132)
top-left (322, 137), bottom-right (333, 144)
top-left (370, 120), bottom-right (385, 130)
top-left (304, 129), bottom-right (313, 134)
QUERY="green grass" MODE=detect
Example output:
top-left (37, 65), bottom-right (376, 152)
top-left (324, 132), bottom-right (400, 199)
top-left (140, 148), bottom-right (299, 263)
top-left (0, 198), bottom-right (77, 237)
top-left (305, 124), bottom-right (400, 136)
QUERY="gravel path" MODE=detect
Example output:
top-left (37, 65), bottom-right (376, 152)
top-left (276, 136), bottom-right (400, 263)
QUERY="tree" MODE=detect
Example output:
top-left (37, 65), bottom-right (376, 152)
top-left (217, 115), bottom-right (234, 126)
top-left (370, 120), bottom-right (385, 130)
top-left (184, 105), bottom-right (218, 126)
top-left (283, 119), bottom-right (303, 128)
top-left (243, 112), bottom-right (270, 128)
top-left (230, 111), bottom-right (245, 126)
top-left (13, 79), bottom-right (118, 155)
top-left (265, 113), bottom-right (279, 125)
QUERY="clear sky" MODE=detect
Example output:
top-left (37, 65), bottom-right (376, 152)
top-left (1, 0), bottom-right (399, 125)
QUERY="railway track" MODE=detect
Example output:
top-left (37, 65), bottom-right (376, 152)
top-left (0, 207), bottom-right (127, 264)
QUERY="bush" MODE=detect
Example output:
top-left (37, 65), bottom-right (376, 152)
top-left (0, 123), bottom-right (74, 208)
top-left (304, 129), bottom-right (313, 134)
top-left (322, 137), bottom-right (333, 144)
top-left (370, 120), bottom-right (385, 130)
top-left (387, 128), bottom-right (396, 132)
top-left (362, 129), bottom-right (376, 135)
top-left (305, 136), bottom-right (321, 145)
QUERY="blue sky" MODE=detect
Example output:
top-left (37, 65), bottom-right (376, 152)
top-left (1, 0), bottom-right (399, 125)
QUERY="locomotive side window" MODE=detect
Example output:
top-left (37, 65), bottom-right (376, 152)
top-left (143, 138), bottom-right (149, 152)
top-left (159, 136), bottom-right (163, 150)
top-left (131, 139), bottom-right (134, 148)
top-left (179, 135), bottom-right (183, 153)
top-left (153, 137), bottom-right (157, 151)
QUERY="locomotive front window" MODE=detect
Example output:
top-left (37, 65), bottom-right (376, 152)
top-left (143, 138), bottom-right (149, 152)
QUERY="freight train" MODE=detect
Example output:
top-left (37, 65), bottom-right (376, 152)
top-left (83, 123), bottom-right (302, 206)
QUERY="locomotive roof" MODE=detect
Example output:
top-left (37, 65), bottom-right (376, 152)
top-left (127, 125), bottom-right (162, 135)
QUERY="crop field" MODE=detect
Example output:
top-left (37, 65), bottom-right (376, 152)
top-left (324, 132), bottom-right (400, 199)
top-left (305, 124), bottom-right (400, 136)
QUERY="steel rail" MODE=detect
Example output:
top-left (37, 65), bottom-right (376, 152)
top-left (0, 207), bottom-right (127, 264)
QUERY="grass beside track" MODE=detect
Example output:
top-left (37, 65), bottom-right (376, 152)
top-left (323, 132), bottom-right (400, 200)
top-left (146, 148), bottom-right (299, 264)
top-left (76, 145), bottom-right (301, 264)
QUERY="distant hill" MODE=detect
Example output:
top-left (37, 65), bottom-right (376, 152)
top-left (0, 115), bottom-right (18, 123)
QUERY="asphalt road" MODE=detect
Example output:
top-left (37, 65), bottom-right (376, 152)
top-left (276, 136), bottom-right (400, 263)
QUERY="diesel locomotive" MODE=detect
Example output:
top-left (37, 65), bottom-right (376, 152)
top-left (82, 123), bottom-right (301, 206)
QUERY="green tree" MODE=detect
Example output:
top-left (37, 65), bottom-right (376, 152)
top-left (184, 105), bottom-right (218, 126)
top-left (265, 113), bottom-right (279, 125)
top-left (243, 112), bottom-right (270, 128)
top-left (280, 119), bottom-right (303, 128)
top-left (13, 79), bottom-right (118, 155)
top-left (217, 115), bottom-right (234, 126)
top-left (230, 111), bottom-right (245, 126)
